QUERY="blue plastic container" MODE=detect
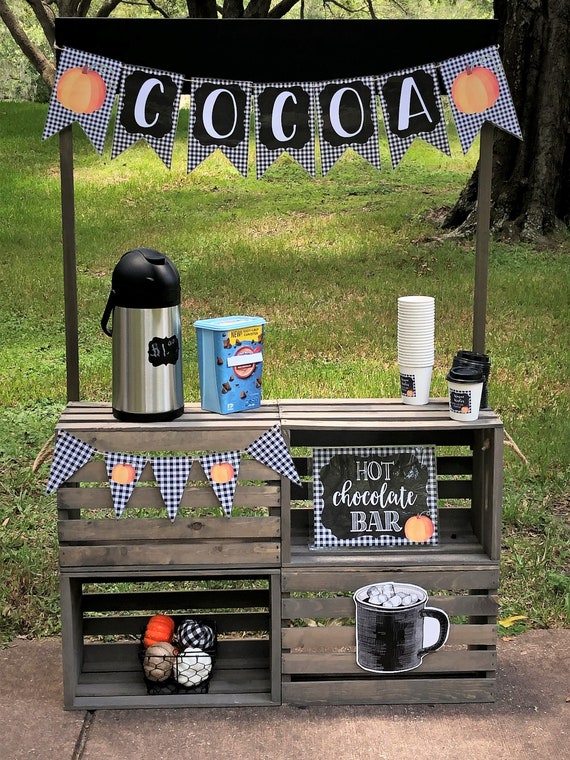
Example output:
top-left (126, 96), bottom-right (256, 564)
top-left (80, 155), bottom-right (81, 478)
top-left (194, 316), bottom-right (266, 414)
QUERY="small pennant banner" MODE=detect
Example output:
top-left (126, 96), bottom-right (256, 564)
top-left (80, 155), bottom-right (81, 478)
top-left (440, 45), bottom-right (522, 154)
top-left (112, 64), bottom-right (184, 168)
top-left (316, 76), bottom-right (380, 175)
top-left (188, 78), bottom-right (252, 177)
top-left (104, 452), bottom-right (148, 518)
top-left (42, 47), bottom-right (121, 154)
top-left (246, 424), bottom-right (301, 486)
top-left (378, 64), bottom-right (450, 168)
top-left (254, 81), bottom-right (316, 178)
top-left (151, 456), bottom-right (193, 522)
top-left (46, 431), bottom-right (95, 494)
top-left (199, 450), bottom-right (241, 518)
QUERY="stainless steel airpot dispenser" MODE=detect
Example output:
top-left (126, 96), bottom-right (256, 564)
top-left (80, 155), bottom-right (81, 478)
top-left (101, 247), bottom-right (184, 421)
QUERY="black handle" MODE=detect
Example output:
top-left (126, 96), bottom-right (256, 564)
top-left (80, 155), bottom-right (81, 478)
top-left (101, 291), bottom-right (115, 337)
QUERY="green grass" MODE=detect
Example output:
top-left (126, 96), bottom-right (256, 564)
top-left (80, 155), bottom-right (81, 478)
top-left (0, 101), bottom-right (568, 642)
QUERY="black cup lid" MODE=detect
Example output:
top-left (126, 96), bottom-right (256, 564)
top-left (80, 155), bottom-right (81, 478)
top-left (110, 248), bottom-right (180, 308)
top-left (455, 349), bottom-right (490, 365)
top-left (446, 366), bottom-right (484, 383)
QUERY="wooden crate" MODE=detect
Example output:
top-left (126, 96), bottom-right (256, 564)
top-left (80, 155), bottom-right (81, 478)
top-left (281, 567), bottom-right (497, 705)
top-left (60, 570), bottom-right (282, 709)
top-left (55, 398), bottom-right (503, 708)
top-left (278, 399), bottom-right (502, 704)
top-left (57, 402), bottom-right (285, 572)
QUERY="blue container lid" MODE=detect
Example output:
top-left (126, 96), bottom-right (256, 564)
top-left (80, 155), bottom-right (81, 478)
top-left (194, 316), bottom-right (266, 331)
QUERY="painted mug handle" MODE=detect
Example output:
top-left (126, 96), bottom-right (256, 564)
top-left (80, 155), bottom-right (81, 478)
top-left (419, 607), bottom-right (450, 656)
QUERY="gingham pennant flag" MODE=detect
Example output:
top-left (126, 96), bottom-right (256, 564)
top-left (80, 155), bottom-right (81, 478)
top-left (42, 47), bottom-right (121, 154)
top-left (188, 78), bottom-right (252, 177)
top-left (316, 77), bottom-right (380, 175)
top-left (440, 46), bottom-right (522, 154)
top-left (254, 81), bottom-right (316, 178)
top-left (104, 452), bottom-right (148, 518)
top-left (151, 456), bottom-right (193, 522)
top-left (378, 64), bottom-right (451, 169)
top-left (45, 431), bottom-right (95, 494)
top-left (112, 64), bottom-right (184, 168)
top-left (245, 425), bottom-right (301, 486)
top-left (199, 450), bottom-right (241, 518)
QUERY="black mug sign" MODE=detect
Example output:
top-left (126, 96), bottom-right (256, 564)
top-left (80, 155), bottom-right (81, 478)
top-left (313, 447), bottom-right (438, 548)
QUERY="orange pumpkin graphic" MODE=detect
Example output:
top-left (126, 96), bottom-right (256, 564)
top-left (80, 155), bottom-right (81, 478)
top-left (451, 66), bottom-right (500, 115)
top-left (111, 462), bottom-right (137, 485)
top-left (56, 65), bottom-right (107, 114)
top-left (210, 461), bottom-right (235, 484)
top-left (404, 514), bottom-right (435, 543)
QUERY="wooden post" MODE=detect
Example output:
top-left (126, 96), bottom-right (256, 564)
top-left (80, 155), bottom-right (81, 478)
top-left (59, 125), bottom-right (80, 402)
top-left (472, 122), bottom-right (494, 355)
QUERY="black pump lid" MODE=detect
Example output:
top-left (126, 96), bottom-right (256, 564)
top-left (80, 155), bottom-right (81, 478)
top-left (110, 248), bottom-right (180, 308)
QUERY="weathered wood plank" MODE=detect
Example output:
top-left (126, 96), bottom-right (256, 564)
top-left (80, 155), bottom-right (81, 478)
top-left (282, 593), bottom-right (497, 619)
top-left (281, 623), bottom-right (496, 649)
top-left (60, 541), bottom-right (281, 568)
top-left (282, 568), bottom-right (499, 592)
top-left (59, 516), bottom-right (281, 542)
top-left (282, 677), bottom-right (495, 705)
top-left (82, 588), bottom-right (271, 612)
top-left (58, 485), bottom-right (281, 511)
top-left (83, 612), bottom-right (271, 637)
top-left (65, 457), bottom-right (278, 483)
top-left (282, 648), bottom-right (496, 674)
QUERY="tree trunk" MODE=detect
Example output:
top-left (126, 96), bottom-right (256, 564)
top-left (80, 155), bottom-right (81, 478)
top-left (443, 0), bottom-right (570, 241)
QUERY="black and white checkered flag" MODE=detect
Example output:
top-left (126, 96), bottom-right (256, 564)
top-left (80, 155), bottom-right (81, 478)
top-left (199, 451), bottom-right (241, 518)
top-left (104, 452), bottom-right (148, 518)
top-left (46, 431), bottom-right (95, 494)
top-left (42, 47), bottom-right (121, 154)
top-left (378, 64), bottom-right (451, 169)
top-left (112, 64), bottom-right (184, 168)
top-left (254, 81), bottom-right (316, 179)
top-left (440, 46), bottom-right (522, 154)
top-left (188, 78), bottom-right (252, 177)
top-left (151, 456), bottom-right (193, 522)
top-left (246, 425), bottom-right (301, 486)
top-left (316, 77), bottom-right (380, 176)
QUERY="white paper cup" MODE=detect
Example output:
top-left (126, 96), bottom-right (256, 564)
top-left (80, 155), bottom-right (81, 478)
top-left (398, 296), bottom-right (435, 306)
top-left (446, 366), bottom-right (484, 421)
top-left (399, 365), bottom-right (433, 405)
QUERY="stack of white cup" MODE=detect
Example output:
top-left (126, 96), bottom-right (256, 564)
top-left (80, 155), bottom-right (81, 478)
top-left (397, 296), bottom-right (435, 405)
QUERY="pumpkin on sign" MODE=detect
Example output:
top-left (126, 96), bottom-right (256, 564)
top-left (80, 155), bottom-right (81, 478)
top-left (451, 66), bottom-right (500, 115)
top-left (56, 65), bottom-right (107, 114)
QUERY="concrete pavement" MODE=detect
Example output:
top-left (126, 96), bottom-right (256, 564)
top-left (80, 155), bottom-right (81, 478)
top-left (1, 629), bottom-right (568, 759)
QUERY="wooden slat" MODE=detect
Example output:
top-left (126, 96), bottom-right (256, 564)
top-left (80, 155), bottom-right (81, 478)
top-left (282, 567), bottom-right (499, 592)
top-left (58, 485), bottom-right (281, 511)
top-left (82, 587), bottom-right (271, 612)
top-left (282, 649), bottom-right (496, 675)
top-left (282, 593), bottom-right (497, 619)
top-left (281, 623), bottom-right (496, 650)
top-left (59, 516), bottom-right (280, 542)
top-left (59, 541), bottom-right (280, 568)
top-left (282, 677), bottom-right (495, 705)
top-left (84, 612), bottom-right (271, 637)
top-left (65, 458), bottom-right (278, 483)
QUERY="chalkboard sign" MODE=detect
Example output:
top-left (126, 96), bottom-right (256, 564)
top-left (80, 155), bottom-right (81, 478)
top-left (313, 447), bottom-right (438, 548)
